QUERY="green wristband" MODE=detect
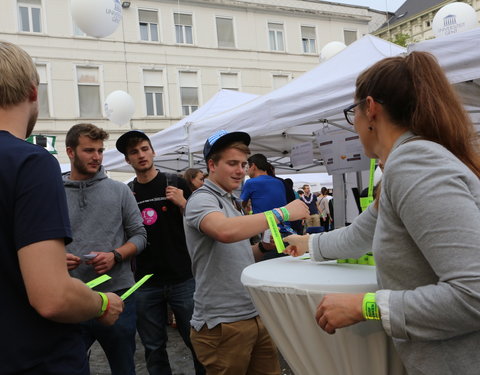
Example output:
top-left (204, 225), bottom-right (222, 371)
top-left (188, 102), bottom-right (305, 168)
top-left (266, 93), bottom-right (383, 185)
top-left (279, 207), bottom-right (290, 222)
top-left (264, 211), bottom-right (285, 252)
top-left (362, 293), bottom-right (380, 320)
top-left (97, 292), bottom-right (109, 318)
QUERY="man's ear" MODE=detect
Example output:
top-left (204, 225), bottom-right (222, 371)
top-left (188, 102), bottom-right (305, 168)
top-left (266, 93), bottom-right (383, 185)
top-left (125, 156), bottom-right (131, 165)
top-left (207, 159), bottom-right (215, 173)
top-left (66, 146), bottom-right (75, 160)
top-left (29, 85), bottom-right (38, 102)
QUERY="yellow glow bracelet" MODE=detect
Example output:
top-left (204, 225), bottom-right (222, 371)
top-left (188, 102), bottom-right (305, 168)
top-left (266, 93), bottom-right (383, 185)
top-left (264, 211), bottom-right (285, 253)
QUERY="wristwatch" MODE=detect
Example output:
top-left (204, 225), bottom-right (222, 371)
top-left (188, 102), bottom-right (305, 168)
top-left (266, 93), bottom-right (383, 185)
top-left (258, 241), bottom-right (268, 254)
top-left (111, 249), bottom-right (123, 264)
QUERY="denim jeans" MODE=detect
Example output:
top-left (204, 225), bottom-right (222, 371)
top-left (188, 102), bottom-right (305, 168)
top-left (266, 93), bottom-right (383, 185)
top-left (136, 277), bottom-right (205, 375)
top-left (80, 294), bottom-right (137, 375)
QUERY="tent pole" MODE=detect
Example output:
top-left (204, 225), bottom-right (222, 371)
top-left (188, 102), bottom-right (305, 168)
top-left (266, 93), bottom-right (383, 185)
top-left (332, 173), bottom-right (346, 229)
top-left (186, 121), bottom-right (194, 168)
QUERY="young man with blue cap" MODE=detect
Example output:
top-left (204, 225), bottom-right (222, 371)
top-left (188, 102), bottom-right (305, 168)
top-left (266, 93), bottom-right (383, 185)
top-left (184, 130), bottom-right (309, 374)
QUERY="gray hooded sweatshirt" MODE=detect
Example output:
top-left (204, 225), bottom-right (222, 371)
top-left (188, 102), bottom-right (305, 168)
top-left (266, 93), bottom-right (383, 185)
top-left (63, 166), bottom-right (146, 293)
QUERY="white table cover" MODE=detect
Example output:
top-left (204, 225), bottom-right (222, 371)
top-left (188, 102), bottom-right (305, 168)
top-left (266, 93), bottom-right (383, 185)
top-left (241, 256), bottom-right (406, 375)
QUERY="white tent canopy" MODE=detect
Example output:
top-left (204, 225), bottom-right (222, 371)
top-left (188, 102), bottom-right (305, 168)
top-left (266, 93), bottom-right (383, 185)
top-left (187, 35), bottom-right (406, 173)
top-left (100, 89), bottom-right (258, 173)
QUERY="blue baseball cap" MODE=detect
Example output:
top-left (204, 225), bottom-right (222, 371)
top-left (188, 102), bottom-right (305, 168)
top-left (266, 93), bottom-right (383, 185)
top-left (203, 130), bottom-right (250, 161)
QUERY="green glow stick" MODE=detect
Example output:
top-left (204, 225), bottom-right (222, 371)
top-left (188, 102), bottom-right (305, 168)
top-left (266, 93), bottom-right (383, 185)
top-left (264, 211), bottom-right (285, 253)
top-left (120, 274), bottom-right (154, 300)
top-left (86, 274), bottom-right (111, 289)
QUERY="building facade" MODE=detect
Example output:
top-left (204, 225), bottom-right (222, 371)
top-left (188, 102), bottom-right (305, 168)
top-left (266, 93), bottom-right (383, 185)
top-left (374, 0), bottom-right (480, 43)
top-left (1, 0), bottom-right (388, 166)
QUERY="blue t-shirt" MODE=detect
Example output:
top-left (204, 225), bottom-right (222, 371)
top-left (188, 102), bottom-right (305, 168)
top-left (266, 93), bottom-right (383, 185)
top-left (241, 175), bottom-right (287, 214)
top-left (0, 131), bottom-right (87, 374)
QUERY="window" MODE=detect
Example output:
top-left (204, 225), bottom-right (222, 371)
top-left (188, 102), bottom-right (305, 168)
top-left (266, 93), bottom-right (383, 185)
top-left (216, 17), bottom-right (235, 48)
top-left (220, 73), bottom-right (239, 91)
top-left (301, 26), bottom-right (316, 53)
top-left (143, 70), bottom-right (164, 116)
top-left (36, 64), bottom-right (50, 118)
top-left (76, 67), bottom-right (102, 118)
top-left (174, 13), bottom-right (193, 44)
top-left (344, 30), bottom-right (357, 46)
top-left (272, 74), bottom-right (289, 90)
top-left (179, 72), bottom-right (198, 116)
top-left (139, 9), bottom-right (159, 42)
top-left (18, 0), bottom-right (42, 33)
top-left (268, 23), bottom-right (285, 51)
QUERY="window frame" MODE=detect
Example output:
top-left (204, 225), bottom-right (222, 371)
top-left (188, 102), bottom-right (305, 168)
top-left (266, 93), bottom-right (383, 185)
top-left (75, 65), bottom-right (104, 119)
top-left (138, 8), bottom-right (160, 42)
top-left (301, 25), bottom-right (317, 54)
top-left (178, 70), bottom-right (200, 116)
top-left (36, 63), bottom-right (52, 118)
top-left (215, 16), bottom-right (235, 49)
top-left (174, 12), bottom-right (194, 45)
top-left (18, 0), bottom-right (43, 33)
top-left (268, 22), bottom-right (285, 52)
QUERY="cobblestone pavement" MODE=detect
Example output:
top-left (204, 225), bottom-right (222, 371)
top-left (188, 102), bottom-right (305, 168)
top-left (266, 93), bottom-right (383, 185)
top-left (89, 325), bottom-right (294, 375)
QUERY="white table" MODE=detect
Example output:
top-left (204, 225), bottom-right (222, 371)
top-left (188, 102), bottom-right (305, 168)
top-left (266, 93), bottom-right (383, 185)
top-left (241, 256), bottom-right (406, 375)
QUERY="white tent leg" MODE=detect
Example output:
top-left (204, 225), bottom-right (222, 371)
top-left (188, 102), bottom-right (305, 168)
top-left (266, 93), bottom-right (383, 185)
top-left (332, 174), bottom-right (346, 229)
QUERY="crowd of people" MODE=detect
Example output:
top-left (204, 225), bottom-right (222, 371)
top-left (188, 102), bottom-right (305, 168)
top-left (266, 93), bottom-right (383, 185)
top-left (3, 38), bottom-right (480, 375)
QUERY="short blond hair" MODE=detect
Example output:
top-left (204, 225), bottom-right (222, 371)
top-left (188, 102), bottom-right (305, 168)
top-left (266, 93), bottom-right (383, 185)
top-left (0, 41), bottom-right (39, 108)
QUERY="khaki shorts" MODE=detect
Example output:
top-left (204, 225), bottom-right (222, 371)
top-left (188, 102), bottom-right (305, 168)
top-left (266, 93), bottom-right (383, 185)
top-left (190, 316), bottom-right (280, 375)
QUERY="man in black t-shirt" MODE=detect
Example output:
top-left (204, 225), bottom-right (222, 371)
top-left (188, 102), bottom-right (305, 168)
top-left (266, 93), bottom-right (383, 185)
top-left (116, 130), bottom-right (205, 375)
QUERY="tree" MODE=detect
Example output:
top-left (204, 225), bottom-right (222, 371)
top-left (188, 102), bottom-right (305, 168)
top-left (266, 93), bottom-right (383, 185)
top-left (390, 33), bottom-right (412, 47)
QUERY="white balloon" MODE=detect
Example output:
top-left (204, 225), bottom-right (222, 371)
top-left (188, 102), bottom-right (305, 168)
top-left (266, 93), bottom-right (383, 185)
top-left (320, 41), bottom-right (347, 62)
top-left (432, 2), bottom-right (478, 38)
top-left (104, 91), bottom-right (135, 125)
top-left (71, 0), bottom-right (122, 38)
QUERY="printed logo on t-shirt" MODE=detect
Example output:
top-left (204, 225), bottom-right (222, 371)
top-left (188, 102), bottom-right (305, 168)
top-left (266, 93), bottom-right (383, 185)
top-left (141, 207), bottom-right (158, 225)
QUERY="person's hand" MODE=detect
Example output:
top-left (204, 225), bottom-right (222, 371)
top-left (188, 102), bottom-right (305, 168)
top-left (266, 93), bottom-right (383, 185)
top-left (315, 293), bottom-right (365, 334)
top-left (97, 292), bottom-right (124, 326)
top-left (282, 234), bottom-right (309, 256)
top-left (283, 200), bottom-right (309, 221)
top-left (166, 186), bottom-right (187, 208)
top-left (87, 252), bottom-right (115, 274)
top-left (66, 253), bottom-right (81, 270)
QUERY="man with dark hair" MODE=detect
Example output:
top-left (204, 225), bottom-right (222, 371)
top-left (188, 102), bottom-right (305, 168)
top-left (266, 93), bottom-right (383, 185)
top-left (64, 123), bottom-right (147, 375)
top-left (301, 184), bottom-right (320, 228)
top-left (116, 130), bottom-right (205, 375)
top-left (0, 41), bottom-right (123, 375)
top-left (241, 153), bottom-right (287, 214)
top-left (184, 130), bottom-right (309, 374)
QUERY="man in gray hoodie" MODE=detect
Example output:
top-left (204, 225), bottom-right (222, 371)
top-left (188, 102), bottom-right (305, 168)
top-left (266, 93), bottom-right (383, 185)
top-left (63, 123), bottom-right (147, 375)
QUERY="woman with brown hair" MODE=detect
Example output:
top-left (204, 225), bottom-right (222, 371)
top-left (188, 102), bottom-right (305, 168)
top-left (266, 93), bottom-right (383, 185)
top-left (183, 168), bottom-right (205, 192)
top-left (285, 51), bottom-right (480, 374)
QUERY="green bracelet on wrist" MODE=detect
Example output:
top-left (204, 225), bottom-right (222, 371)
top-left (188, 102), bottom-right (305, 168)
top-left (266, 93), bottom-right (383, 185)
top-left (279, 207), bottom-right (290, 222)
top-left (97, 292), bottom-right (109, 318)
top-left (362, 293), bottom-right (380, 320)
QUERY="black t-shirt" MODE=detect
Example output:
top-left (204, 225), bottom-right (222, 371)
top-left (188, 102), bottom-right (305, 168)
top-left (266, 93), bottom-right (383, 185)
top-left (0, 131), bottom-right (87, 374)
top-left (131, 172), bottom-right (193, 284)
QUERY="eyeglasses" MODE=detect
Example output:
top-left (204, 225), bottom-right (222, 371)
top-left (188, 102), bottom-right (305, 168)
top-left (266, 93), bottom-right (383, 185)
top-left (343, 99), bottom-right (366, 126)
top-left (343, 98), bottom-right (384, 125)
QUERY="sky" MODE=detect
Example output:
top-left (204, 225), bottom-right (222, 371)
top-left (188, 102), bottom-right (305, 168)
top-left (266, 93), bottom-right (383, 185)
top-left (331, 0), bottom-right (406, 12)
